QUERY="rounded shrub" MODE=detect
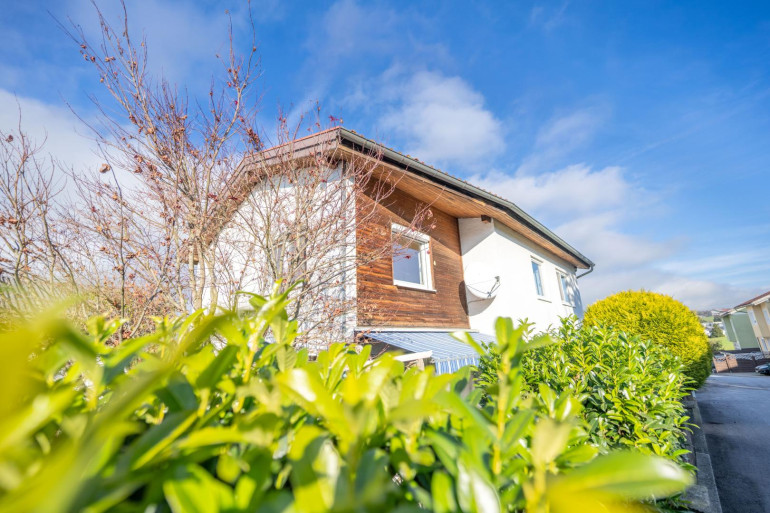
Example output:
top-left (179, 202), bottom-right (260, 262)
top-left (583, 290), bottom-right (711, 388)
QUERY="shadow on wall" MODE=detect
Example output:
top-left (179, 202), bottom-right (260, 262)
top-left (569, 278), bottom-right (584, 318)
top-left (461, 281), bottom-right (496, 317)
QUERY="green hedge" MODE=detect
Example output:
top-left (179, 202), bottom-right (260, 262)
top-left (0, 287), bottom-right (691, 512)
top-left (476, 319), bottom-right (691, 460)
top-left (475, 318), bottom-right (694, 510)
top-left (583, 291), bottom-right (712, 388)
top-left (527, 320), bottom-right (690, 459)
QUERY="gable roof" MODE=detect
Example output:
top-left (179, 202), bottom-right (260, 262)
top-left (233, 127), bottom-right (594, 269)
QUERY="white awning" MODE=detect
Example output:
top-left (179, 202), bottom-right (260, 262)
top-left (362, 331), bottom-right (496, 375)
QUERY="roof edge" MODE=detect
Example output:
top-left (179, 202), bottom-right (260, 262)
top-left (336, 128), bottom-right (594, 269)
top-left (735, 290), bottom-right (770, 309)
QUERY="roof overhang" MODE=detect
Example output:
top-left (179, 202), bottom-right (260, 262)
top-left (233, 127), bottom-right (594, 270)
top-left (335, 129), bottom-right (593, 269)
top-left (734, 290), bottom-right (770, 309)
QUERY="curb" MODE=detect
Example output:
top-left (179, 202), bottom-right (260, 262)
top-left (684, 393), bottom-right (722, 513)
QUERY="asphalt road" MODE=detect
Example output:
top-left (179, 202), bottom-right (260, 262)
top-left (696, 373), bottom-right (770, 513)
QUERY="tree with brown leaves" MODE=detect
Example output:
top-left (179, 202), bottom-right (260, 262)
top-left (0, 2), bottom-right (432, 345)
top-left (64, 1), bottom-right (262, 318)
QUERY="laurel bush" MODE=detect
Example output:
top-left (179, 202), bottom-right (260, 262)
top-left (583, 290), bottom-right (712, 388)
top-left (529, 319), bottom-right (690, 459)
top-left (476, 319), bottom-right (691, 461)
top-left (475, 318), bottom-right (694, 510)
top-left (0, 286), bottom-right (691, 513)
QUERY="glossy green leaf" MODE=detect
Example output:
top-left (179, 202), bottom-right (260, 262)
top-left (129, 412), bottom-right (196, 469)
top-left (431, 471), bottom-right (457, 513)
top-left (196, 344), bottom-right (238, 389)
top-left (288, 425), bottom-right (340, 513)
top-left (163, 464), bottom-right (232, 513)
top-left (553, 451), bottom-right (693, 499)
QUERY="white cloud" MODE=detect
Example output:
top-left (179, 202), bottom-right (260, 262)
top-left (298, 0), bottom-right (409, 105)
top-left (69, 0), bottom-right (249, 87)
top-left (0, 89), bottom-right (101, 173)
top-left (660, 250), bottom-right (770, 277)
top-left (555, 214), bottom-right (678, 270)
top-left (580, 268), bottom-right (763, 311)
top-left (304, 0), bottom-right (451, 78)
top-left (471, 156), bottom-right (762, 309)
top-left (472, 164), bottom-right (630, 216)
top-left (472, 162), bottom-right (674, 265)
top-left (536, 109), bottom-right (600, 148)
top-left (529, 1), bottom-right (571, 31)
top-left (306, 0), bottom-right (399, 61)
top-left (378, 71), bottom-right (505, 167)
top-left (518, 107), bottom-right (606, 174)
top-left (464, 106), bottom-right (766, 310)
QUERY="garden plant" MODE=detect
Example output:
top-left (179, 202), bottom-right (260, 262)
top-left (0, 285), bottom-right (691, 512)
top-left (583, 291), bottom-right (712, 388)
top-left (476, 318), bottom-right (694, 510)
top-left (478, 319), bottom-right (691, 461)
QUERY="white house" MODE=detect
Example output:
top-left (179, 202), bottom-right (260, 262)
top-left (210, 128), bottom-right (594, 372)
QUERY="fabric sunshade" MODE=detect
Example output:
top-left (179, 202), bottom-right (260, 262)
top-left (363, 331), bottom-right (496, 375)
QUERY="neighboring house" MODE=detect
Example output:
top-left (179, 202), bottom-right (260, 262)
top-left (715, 309), bottom-right (757, 350)
top-left (210, 128), bottom-right (594, 372)
top-left (734, 291), bottom-right (770, 355)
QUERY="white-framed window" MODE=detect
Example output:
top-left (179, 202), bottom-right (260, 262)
top-left (748, 309), bottom-right (758, 326)
top-left (531, 259), bottom-right (544, 297)
top-left (763, 305), bottom-right (770, 325)
top-left (556, 271), bottom-right (574, 305)
top-left (391, 224), bottom-right (433, 290)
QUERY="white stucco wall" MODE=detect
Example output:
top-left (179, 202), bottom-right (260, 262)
top-left (205, 164), bottom-right (358, 341)
top-left (458, 217), bottom-right (583, 335)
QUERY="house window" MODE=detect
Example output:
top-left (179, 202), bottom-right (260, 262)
top-left (763, 305), bottom-right (770, 325)
top-left (531, 260), bottom-right (544, 296)
top-left (557, 271), bottom-right (573, 305)
top-left (748, 309), bottom-right (758, 326)
top-left (392, 224), bottom-right (432, 290)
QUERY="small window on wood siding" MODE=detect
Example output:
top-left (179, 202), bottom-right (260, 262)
top-left (392, 224), bottom-right (433, 290)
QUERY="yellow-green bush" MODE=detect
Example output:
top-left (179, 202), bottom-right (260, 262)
top-left (584, 291), bottom-right (711, 388)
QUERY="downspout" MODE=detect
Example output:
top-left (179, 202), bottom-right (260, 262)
top-left (576, 264), bottom-right (594, 280)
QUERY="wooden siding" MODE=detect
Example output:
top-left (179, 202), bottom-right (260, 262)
top-left (336, 145), bottom-right (589, 270)
top-left (356, 185), bottom-right (469, 329)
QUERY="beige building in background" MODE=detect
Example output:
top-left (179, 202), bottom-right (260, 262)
top-left (735, 291), bottom-right (770, 354)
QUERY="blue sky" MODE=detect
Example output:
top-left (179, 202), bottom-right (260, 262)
top-left (2, 0), bottom-right (769, 309)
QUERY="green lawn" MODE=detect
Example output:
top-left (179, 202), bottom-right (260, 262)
top-left (709, 336), bottom-right (734, 351)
